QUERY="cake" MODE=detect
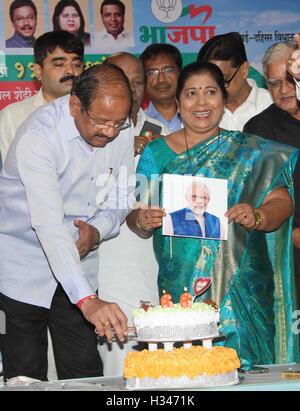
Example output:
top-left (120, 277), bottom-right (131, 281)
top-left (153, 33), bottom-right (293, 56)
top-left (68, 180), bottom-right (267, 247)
top-left (124, 288), bottom-right (240, 389)
top-left (133, 301), bottom-right (219, 341)
top-left (124, 346), bottom-right (240, 389)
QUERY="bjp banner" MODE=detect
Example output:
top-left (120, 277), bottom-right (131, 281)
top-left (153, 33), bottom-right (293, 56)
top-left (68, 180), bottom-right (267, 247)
top-left (0, 0), bottom-right (299, 109)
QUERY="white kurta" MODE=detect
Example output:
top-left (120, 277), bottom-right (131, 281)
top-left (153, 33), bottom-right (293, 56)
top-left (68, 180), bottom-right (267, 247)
top-left (97, 109), bottom-right (166, 376)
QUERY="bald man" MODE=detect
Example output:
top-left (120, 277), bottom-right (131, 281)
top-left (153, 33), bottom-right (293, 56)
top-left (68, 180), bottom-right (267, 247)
top-left (105, 52), bottom-right (169, 155)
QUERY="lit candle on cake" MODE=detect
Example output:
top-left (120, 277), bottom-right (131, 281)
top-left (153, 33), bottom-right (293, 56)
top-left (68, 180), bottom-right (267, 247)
top-left (180, 287), bottom-right (192, 308)
top-left (160, 290), bottom-right (173, 307)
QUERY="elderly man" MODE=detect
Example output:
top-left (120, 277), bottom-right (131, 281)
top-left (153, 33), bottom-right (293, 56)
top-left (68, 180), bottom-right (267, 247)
top-left (244, 40), bottom-right (300, 310)
top-left (106, 52), bottom-right (169, 154)
top-left (0, 63), bottom-right (135, 381)
top-left (6, 0), bottom-right (37, 48)
top-left (0, 31), bottom-right (84, 164)
top-left (164, 181), bottom-right (221, 239)
top-left (197, 32), bottom-right (272, 131)
top-left (96, 0), bottom-right (133, 49)
top-left (140, 43), bottom-right (183, 133)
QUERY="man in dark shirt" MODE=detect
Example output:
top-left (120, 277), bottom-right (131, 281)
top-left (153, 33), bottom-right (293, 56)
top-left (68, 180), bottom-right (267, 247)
top-left (244, 41), bottom-right (300, 308)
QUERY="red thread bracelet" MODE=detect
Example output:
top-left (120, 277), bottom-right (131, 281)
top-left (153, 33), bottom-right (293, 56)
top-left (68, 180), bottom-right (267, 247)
top-left (76, 294), bottom-right (97, 309)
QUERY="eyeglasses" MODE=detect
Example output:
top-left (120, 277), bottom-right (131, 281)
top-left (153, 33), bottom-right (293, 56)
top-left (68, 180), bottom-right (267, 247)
top-left (84, 109), bottom-right (131, 131)
top-left (224, 65), bottom-right (241, 88)
top-left (146, 66), bottom-right (178, 79)
top-left (267, 75), bottom-right (295, 89)
top-left (13, 15), bottom-right (36, 24)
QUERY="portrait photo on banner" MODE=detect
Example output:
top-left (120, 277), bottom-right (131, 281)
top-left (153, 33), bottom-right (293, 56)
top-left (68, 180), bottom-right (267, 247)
top-left (49, 0), bottom-right (91, 47)
top-left (162, 174), bottom-right (228, 240)
top-left (4, 0), bottom-right (45, 49)
top-left (93, 0), bottom-right (135, 50)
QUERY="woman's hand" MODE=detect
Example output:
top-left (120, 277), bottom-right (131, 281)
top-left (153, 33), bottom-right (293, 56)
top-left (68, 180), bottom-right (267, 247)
top-left (226, 187), bottom-right (292, 233)
top-left (226, 203), bottom-right (257, 230)
top-left (293, 227), bottom-right (300, 249)
top-left (137, 206), bottom-right (166, 231)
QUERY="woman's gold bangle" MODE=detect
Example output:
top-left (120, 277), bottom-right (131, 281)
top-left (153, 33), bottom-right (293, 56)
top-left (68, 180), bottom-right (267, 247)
top-left (249, 209), bottom-right (263, 231)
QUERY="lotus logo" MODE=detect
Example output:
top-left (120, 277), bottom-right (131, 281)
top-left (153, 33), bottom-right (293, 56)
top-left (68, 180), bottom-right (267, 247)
top-left (151, 0), bottom-right (182, 23)
top-left (157, 0), bottom-right (176, 18)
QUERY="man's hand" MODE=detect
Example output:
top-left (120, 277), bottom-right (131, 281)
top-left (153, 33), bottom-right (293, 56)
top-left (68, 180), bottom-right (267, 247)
top-left (75, 219), bottom-right (99, 259)
top-left (80, 298), bottom-right (128, 343)
top-left (134, 135), bottom-right (150, 156)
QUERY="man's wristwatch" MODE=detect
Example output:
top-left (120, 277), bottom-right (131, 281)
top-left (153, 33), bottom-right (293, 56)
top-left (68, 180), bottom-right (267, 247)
top-left (90, 228), bottom-right (101, 251)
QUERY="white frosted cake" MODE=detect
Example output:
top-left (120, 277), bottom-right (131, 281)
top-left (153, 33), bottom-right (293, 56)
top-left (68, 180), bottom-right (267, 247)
top-left (133, 301), bottom-right (219, 341)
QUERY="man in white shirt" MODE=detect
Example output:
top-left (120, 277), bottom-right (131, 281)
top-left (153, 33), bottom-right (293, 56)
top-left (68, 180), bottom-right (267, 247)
top-left (0, 31), bottom-right (84, 164)
top-left (97, 52), bottom-right (168, 376)
top-left (0, 63), bottom-right (134, 381)
top-left (95, 0), bottom-right (134, 49)
top-left (197, 32), bottom-right (272, 131)
top-left (140, 44), bottom-right (183, 133)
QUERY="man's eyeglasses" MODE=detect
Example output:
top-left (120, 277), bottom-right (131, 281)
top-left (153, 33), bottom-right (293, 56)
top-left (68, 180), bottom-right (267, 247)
top-left (224, 64), bottom-right (241, 88)
top-left (267, 75), bottom-right (295, 89)
top-left (146, 66), bottom-right (178, 79)
top-left (13, 15), bottom-right (36, 24)
top-left (84, 109), bottom-right (131, 131)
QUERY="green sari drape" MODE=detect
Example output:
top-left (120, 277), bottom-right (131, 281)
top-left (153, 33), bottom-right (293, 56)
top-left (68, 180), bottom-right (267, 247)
top-left (136, 130), bottom-right (300, 368)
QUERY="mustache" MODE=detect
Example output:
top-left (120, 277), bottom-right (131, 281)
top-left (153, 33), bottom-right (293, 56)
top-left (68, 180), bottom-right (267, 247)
top-left (154, 82), bottom-right (171, 89)
top-left (21, 25), bottom-right (33, 30)
top-left (59, 74), bottom-right (76, 83)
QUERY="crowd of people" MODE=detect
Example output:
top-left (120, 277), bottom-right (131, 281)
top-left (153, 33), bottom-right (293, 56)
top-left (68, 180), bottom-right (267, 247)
top-left (1, 23), bottom-right (300, 380)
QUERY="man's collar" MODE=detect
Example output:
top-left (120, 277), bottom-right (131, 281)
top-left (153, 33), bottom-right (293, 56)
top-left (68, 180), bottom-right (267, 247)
top-left (246, 78), bottom-right (259, 106)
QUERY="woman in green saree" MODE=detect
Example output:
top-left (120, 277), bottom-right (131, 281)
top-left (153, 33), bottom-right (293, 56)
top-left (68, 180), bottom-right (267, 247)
top-left (127, 62), bottom-right (299, 369)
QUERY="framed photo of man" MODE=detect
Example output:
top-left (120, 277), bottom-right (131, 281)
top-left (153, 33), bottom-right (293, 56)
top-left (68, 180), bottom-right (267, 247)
top-left (93, 0), bottom-right (135, 50)
top-left (162, 174), bottom-right (228, 240)
top-left (4, 0), bottom-right (45, 49)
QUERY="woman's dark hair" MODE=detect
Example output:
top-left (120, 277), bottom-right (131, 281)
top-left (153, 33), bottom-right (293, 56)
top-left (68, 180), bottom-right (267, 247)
top-left (140, 43), bottom-right (183, 70)
top-left (71, 63), bottom-right (132, 112)
top-left (9, 0), bottom-right (37, 21)
top-left (52, 0), bottom-right (85, 37)
top-left (176, 61), bottom-right (227, 101)
top-left (34, 31), bottom-right (84, 66)
top-left (197, 32), bottom-right (247, 68)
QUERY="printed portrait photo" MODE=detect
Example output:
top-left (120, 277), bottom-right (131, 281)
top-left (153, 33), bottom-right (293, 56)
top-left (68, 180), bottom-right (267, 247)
top-left (162, 174), bottom-right (228, 240)
top-left (49, 0), bottom-right (91, 47)
top-left (4, 0), bottom-right (45, 49)
top-left (93, 0), bottom-right (135, 50)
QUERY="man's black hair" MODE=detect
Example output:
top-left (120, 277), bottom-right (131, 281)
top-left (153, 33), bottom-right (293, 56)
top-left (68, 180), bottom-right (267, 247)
top-left (139, 43), bottom-right (182, 70)
top-left (9, 0), bottom-right (37, 21)
top-left (197, 32), bottom-right (247, 68)
top-left (34, 31), bottom-right (84, 66)
top-left (100, 0), bottom-right (125, 16)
